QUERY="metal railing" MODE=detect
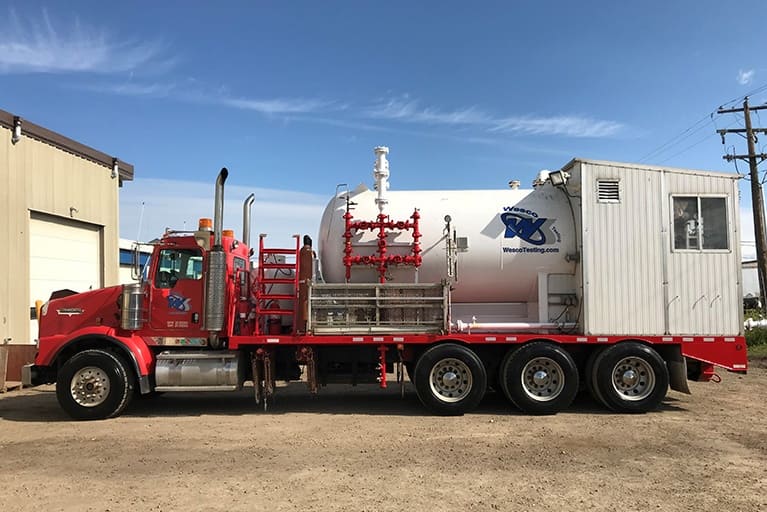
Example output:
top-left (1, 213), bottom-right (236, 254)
top-left (307, 282), bottom-right (448, 334)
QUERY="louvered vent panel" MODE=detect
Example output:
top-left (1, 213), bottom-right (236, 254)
top-left (597, 180), bottom-right (620, 202)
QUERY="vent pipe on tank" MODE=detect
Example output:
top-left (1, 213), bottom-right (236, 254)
top-left (242, 193), bottom-right (255, 248)
top-left (533, 170), bottom-right (550, 188)
top-left (373, 146), bottom-right (390, 214)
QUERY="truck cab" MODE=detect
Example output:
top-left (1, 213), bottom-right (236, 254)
top-left (23, 168), bottom-right (259, 419)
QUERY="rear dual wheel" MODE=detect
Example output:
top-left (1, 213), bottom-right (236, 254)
top-left (589, 342), bottom-right (669, 413)
top-left (414, 344), bottom-right (487, 416)
top-left (499, 342), bottom-right (579, 414)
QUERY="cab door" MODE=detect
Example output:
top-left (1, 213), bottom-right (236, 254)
top-left (147, 248), bottom-right (207, 339)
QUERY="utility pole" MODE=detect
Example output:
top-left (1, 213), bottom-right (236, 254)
top-left (718, 97), bottom-right (767, 312)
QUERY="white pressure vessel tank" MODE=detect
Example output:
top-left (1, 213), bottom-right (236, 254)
top-left (317, 181), bottom-right (576, 304)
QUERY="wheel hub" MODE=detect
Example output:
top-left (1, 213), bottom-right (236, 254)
top-left (621, 369), bottom-right (638, 386)
top-left (532, 370), bottom-right (549, 386)
top-left (70, 366), bottom-right (110, 408)
top-left (521, 357), bottom-right (565, 402)
top-left (611, 357), bottom-right (655, 401)
top-left (442, 371), bottom-right (459, 387)
top-left (429, 358), bottom-right (473, 403)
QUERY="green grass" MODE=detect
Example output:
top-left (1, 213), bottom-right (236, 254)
top-left (748, 343), bottom-right (767, 358)
top-left (743, 309), bottom-right (767, 359)
top-left (745, 328), bottom-right (767, 348)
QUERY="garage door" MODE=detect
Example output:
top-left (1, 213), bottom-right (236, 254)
top-left (29, 213), bottom-right (102, 343)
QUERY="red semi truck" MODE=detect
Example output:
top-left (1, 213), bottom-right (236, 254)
top-left (23, 149), bottom-right (748, 419)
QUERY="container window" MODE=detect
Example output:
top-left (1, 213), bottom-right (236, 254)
top-left (672, 196), bottom-right (728, 251)
top-left (597, 179), bottom-right (620, 202)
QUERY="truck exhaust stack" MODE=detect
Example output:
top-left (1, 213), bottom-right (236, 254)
top-left (205, 168), bottom-right (229, 345)
top-left (242, 193), bottom-right (255, 248)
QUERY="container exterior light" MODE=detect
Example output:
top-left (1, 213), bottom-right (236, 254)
top-left (549, 170), bottom-right (566, 187)
top-left (11, 116), bottom-right (21, 144)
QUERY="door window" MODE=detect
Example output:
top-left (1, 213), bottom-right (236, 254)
top-left (155, 249), bottom-right (203, 288)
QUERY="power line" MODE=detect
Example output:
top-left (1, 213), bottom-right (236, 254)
top-left (638, 113), bottom-right (715, 163)
top-left (657, 131), bottom-right (717, 165)
top-left (639, 86), bottom-right (767, 166)
top-left (719, 82), bottom-right (767, 109)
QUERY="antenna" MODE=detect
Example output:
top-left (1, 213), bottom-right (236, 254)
top-left (136, 201), bottom-right (145, 243)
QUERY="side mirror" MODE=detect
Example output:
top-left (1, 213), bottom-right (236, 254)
top-left (131, 244), bottom-right (141, 281)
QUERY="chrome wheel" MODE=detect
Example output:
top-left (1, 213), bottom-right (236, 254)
top-left (499, 342), bottom-right (579, 414)
top-left (429, 358), bottom-right (473, 403)
top-left (592, 342), bottom-right (668, 413)
top-left (70, 366), bottom-right (111, 408)
top-left (611, 356), bottom-right (655, 401)
top-left (521, 357), bottom-right (565, 401)
top-left (414, 344), bottom-right (487, 415)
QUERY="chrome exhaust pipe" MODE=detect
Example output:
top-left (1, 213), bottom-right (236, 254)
top-left (206, 167), bottom-right (229, 344)
top-left (242, 193), bottom-right (255, 248)
top-left (213, 167), bottom-right (228, 249)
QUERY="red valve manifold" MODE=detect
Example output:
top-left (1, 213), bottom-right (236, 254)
top-left (343, 209), bottom-right (422, 283)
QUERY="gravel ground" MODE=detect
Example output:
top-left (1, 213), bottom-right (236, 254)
top-left (1, 362), bottom-right (765, 512)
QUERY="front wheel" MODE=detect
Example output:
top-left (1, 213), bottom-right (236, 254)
top-left (56, 349), bottom-right (134, 420)
top-left (414, 344), bottom-right (487, 416)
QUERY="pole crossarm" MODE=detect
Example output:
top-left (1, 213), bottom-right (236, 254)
top-left (718, 104), bottom-right (767, 114)
top-left (723, 154), bottom-right (767, 161)
top-left (717, 128), bottom-right (767, 135)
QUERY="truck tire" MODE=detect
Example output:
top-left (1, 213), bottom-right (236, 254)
top-left (414, 343), bottom-right (487, 416)
top-left (499, 342), bottom-right (579, 415)
top-left (56, 349), bottom-right (134, 420)
top-left (592, 342), bottom-right (669, 413)
top-left (405, 362), bottom-right (416, 386)
top-left (584, 347), bottom-right (609, 408)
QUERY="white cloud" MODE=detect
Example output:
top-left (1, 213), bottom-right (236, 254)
top-left (0, 9), bottom-right (165, 74)
top-left (82, 82), bottom-right (177, 97)
top-left (737, 69), bottom-right (755, 85)
top-left (120, 178), bottom-right (328, 250)
top-left (490, 115), bottom-right (624, 138)
top-left (219, 97), bottom-right (332, 115)
top-left (86, 78), bottom-right (624, 138)
top-left (83, 79), bottom-right (334, 115)
top-left (368, 98), bottom-right (490, 125)
top-left (366, 96), bottom-right (624, 138)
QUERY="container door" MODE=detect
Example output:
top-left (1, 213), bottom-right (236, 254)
top-left (667, 195), bottom-right (739, 335)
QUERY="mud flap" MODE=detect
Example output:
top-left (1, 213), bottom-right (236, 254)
top-left (666, 346), bottom-right (691, 395)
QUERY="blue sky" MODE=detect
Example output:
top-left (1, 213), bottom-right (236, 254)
top-left (2, 1), bottom-right (766, 254)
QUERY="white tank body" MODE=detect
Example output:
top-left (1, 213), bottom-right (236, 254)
top-left (318, 183), bottom-right (576, 304)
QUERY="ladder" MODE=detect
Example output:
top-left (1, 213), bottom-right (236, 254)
top-left (255, 234), bottom-right (300, 335)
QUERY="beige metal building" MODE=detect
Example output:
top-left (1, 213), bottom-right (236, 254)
top-left (0, 108), bottom-right (133, 345)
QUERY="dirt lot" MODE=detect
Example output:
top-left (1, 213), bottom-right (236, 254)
top-left (1, 363), bottom-right (765, 512)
